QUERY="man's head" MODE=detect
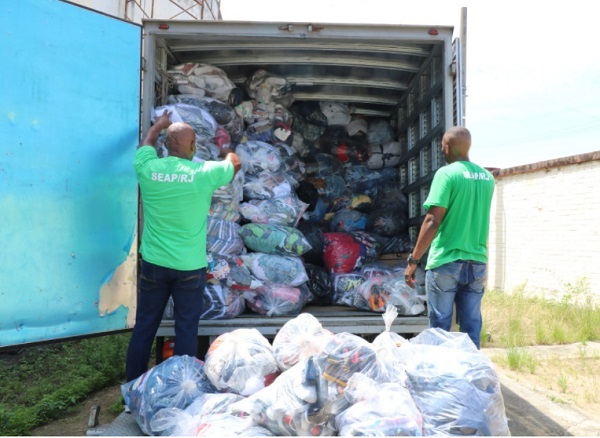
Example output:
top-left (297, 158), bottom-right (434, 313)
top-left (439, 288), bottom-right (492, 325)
top-left (441, 126), bottom-right (471, 164)
top-left (165, 122), bottom-right (196, 160)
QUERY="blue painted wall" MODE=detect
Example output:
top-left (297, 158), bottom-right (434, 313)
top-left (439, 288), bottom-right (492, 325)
top-left (0, 0), bottom-right (141, 347)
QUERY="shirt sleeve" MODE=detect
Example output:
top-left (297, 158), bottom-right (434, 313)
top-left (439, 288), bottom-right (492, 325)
top-left (202, 160), bottom-right (235, 191)
top-left (423, 167), bottom-right (451, 210)
top-left (133, 146), bottom-right (158, 175)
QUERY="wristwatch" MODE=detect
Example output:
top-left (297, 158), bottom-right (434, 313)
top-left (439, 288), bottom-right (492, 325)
top-left (407, 253), bottom-right (420, 265)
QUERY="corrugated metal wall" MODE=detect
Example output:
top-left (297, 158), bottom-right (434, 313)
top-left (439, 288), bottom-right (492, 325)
top-left (488, 152), bottom-right (600, 304)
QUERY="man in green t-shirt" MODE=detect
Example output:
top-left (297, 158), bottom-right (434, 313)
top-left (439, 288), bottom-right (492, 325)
top-left (125, 110), bottom-right (241, 383)
top-left (404, 126), bottom-right (494, 348)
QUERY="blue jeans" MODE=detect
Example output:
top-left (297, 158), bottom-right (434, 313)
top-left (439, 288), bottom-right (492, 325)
top-left (426, 261), bottom-right (487, 348)
top-left (126, 260), bottom-right (206, 382)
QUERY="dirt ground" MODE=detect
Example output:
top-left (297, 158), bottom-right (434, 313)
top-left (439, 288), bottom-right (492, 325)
top-left (29, 343), bottom-right (600, 436)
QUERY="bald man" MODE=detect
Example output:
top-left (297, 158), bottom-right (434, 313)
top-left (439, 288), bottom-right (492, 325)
top-left (404, 126), bottom-right (495, 348)
top-left (126, 110), bottom-right (241, 383)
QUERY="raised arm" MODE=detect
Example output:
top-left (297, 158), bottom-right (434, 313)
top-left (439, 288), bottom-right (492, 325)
top-left (139, 110), bottom-right (172, 149)
top-left (219, 147), bottom-right (242, 176)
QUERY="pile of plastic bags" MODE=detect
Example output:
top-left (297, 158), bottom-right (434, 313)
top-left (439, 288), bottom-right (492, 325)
top-left (123, 309), bottom-right (511, 436)
top-left (157, 64), bottom-right (425, 320)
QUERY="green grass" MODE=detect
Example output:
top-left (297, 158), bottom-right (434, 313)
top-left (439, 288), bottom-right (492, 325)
top-left (0, 333), bottom-right (130, 436)
top-left (481, 279), bottom-right (600, 349)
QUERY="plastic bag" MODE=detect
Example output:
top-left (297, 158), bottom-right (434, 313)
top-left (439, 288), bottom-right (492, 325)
top-left (332, 273), bottom-right (366, 305)
top-left (367, 119), bottom-right (395, 144)
top-left (304, 263), bottom-right (334, 304)
top-left (295, 221), bottom-right (325, 265)
top-left (330, 209), bottom-right (367, 232)
top-left (199, 283), bottom-right (246, 320)
top-left (206, 217), bottom-right (244, 256)
top-left (242, 356), bottom-right (339, 436)
top-left (220, 256), bottom-right (264, 290)
top-left (372, 185), bottom-right (408, 213)
top-left (246, 69), bottom-right (294, 107)
top-left (236, 141), bottom-right (284, 176)
top-left (150, 393), bottom-right (247, 435)
top-left (240, 252), bottom-right (309, 286)
top-left (366, 141), bottom-right (402, 169)
top-left (272, 313), bottom-right (334, 371)
top-left (380, 232), bottom-right (412, 254)
top-left (330, 194), bottom-right (372, 213)
top-left (168, 63), bottom-right (236, 102)
top-left (359, 262), bottom-right (396, 279)
top-left (243, 284), bottom-right (311, 317)
top-left (366, 208), bottom-right (408, 237)
top-left (243, 172), bottom-right (292, 200)
top-left (410, 327), bottom-right (480, 352)
top-left (121, 355), bottom-right (215, 435)
top-left (319, 102), bottom-right (351, 126)
top-left (154, 104), bottom-right (219, 160)
top-left (210, 170), bottom-right (244, 222)
top-left (240, 195), bottom-right (308, 227)
top-left (167, 94), bottom-right (245, 145)
top-left (239, 223), bottom-right (312, 257)
top-left (371, 305), bottom-right (410, 383)
top-left (304, 153), bottom-right (345, 177)
top-left (204, 328), bottom-right (279, 396)
top-left (352, 273), bottom-right (426, 314)
top-left (402, 340), bottom-right (510, 436)
top-left (345, 118), bottom-right (368, 136)
top-left (349, 230), bottom-right (382, 262)
top-left (322, 232), bottom-right (363, 274)
top-left (335, 373), bottom-right (423, 436)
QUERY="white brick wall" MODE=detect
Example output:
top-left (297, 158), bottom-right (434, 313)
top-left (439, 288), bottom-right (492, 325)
top-left (488, 155), bottom-right (600, 304)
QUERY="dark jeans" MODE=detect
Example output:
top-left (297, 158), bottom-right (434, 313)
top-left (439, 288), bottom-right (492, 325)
top-left (125, 259), bottom-right (206, 382)
top-left (426, 260), bottom-right (487, 349)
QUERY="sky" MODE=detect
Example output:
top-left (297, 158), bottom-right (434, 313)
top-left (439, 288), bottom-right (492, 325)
top-left (220, 0), bottom-right (600, 169)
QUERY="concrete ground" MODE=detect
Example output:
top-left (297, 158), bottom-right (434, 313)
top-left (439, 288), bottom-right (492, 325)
top-left (484, 343), bottom-right (600, 436)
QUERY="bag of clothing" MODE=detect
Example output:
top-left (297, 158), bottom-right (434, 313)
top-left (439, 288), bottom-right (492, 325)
top-left (204, 328), bottom-right (280, 396)
top-left (243, 172), bottom-right (292, 200)
top-left (322, 232), bottom-right (363, 274)
top-left (246, 69), bottom-right (294, 107)
top-left (240, 252), bottom-right (309, 286)
top-left (168, 63), bottom-right (236, 102)
top-left (121, 355), bottom-right (215, 435)
top-left (366, 141), bottom-right (402, 169)
top-left (330, 209), bottom-right (368, 233)
top-left (239, 223), bottom-right (312, 257)
top-left (240, 195), bottom-right (308, 227)
top-left (304, 263), bottom-right (334, 304)
top-left (243, 284), bottom-right (311, 317)
top-left (272, 313), bottom-right (333, 371)
top-left (335, 373), bottom-right (423, 436)
top-left (352, 273), bottom-right (426, 315)
top-left (206, 217), bottom-right (244, 256)
top-left (199, 283), bottom-right (246, 320)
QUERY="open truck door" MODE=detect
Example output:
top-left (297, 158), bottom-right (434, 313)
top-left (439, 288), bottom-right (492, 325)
top-left (0, 0), bottom-right (142, 349)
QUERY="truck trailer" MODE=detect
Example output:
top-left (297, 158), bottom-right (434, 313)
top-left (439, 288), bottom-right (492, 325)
top-left (1, 0), bottom-right (465, 361)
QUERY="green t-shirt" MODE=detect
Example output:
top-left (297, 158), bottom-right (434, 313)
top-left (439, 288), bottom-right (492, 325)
top-left (424, 161), bottom-right (495, 270)
top-left (134, 146), bottom-right (234, 270)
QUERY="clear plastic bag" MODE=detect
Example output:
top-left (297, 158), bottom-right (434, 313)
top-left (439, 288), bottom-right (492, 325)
top-left (240, 195), bottom-right (308, 227)
top-left (366, 141), bottom-right (402, 169)
top-left (240, 253), bottom-right (309, 287)
top-left (319, 101), bottom-right (351, 126)
top-left (243, 172), bottom-right (292, 200)
top-left (330, 209), bottom-right (368, 233)
top-left (243, 284), bottom-right (311, 317)
top-left (206, 217), bottom-right (244, 256)
top-left (367, 119), bottom-right (395, 144)
top-left (352, 272), bottom-right (426, 314)
top-left (199, 283), bottom-right (246, 320)
top-left (204, 328), bottom-right (280, 396)
top-left (402, 339), bottom-right (510, 436)
top-left (236, 141), bottom-right (284, 176)
top-left (121, 355), bottom-right (215, 435)
top-left (335, 373), bottom-right (424, 436)
top-left (210, 170), bottom-right (244, 222)
top-left (245, 69), bottom-right (294, 107)
top-left (272, 313), bottom-right (334, 371)
top-left (239, 223), bottom-right (312, 257)
top-left (168, 63), bottom-right (236, 102)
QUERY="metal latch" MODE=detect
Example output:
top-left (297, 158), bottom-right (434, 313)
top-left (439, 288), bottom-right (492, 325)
top-left (278, 24), bottom-right (294, 32)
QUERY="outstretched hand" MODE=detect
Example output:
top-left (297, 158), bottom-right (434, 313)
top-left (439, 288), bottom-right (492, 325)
top-left (154, 110), bottom-right (172, 130)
